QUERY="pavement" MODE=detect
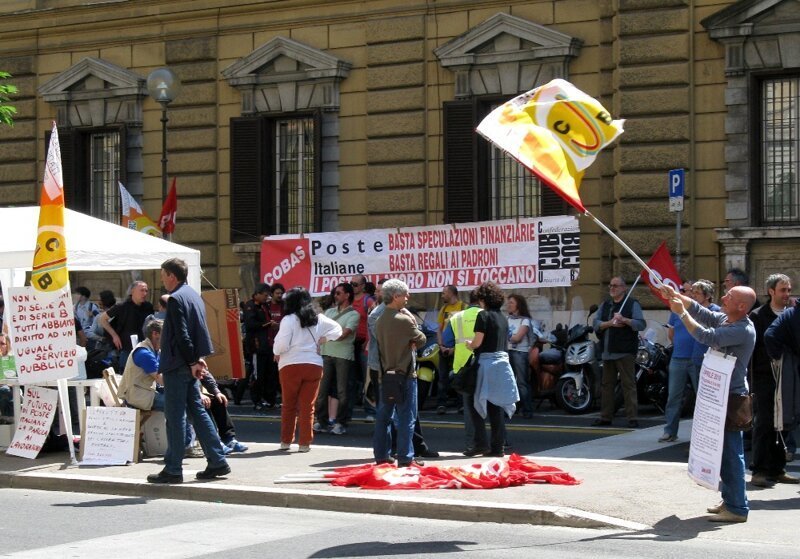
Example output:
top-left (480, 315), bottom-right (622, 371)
top-left (2, 419), bottom-right (800, 542)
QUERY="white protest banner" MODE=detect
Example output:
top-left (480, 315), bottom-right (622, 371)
top-left (5, 386), bottom-right (59, 459)
top-left (80, 406), bottom-right (139, 465)
top-left (688, 349), bottom-right (735, 490)
top-left (7, 286), bottom-right (78, 383)
top-left (261, 216), bottom-right (580, 296)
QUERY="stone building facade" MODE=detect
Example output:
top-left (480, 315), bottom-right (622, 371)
top-left (0, 0), bottom-right (798, 309)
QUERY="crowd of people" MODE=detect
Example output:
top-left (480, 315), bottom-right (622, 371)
top-left (2, 261), bottom-right (800, 525)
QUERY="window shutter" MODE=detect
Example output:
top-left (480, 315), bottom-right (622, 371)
top-left (45, 128), bottom-right (85, 212)
top-left (541, 185), bottom-right (568, 216)
top-left (230, 116), bottom-right (266, 243)
top-left (443, 100), bottom-right (477, 223)
top-left (117, 124), bottom-right (127, 188)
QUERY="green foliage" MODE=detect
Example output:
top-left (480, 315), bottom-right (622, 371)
top-left (0, 71), bottom-right (18, 126)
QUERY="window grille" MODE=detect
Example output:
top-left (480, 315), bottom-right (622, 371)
top-left (274, 116), bottom-right (315, 234)
top-left (89, 130), bottom-right (121, 224)
top-left (761, 77), bottom-right (799, 224)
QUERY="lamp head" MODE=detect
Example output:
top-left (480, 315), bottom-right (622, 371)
top-left (147, 67), bottom-right (181, 104)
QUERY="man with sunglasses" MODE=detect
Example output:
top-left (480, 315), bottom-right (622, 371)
top-left (593, 277), bottom-right (646, 428)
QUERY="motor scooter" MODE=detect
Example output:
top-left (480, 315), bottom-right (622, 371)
top-left (530, 305), bottom-right (600, 414)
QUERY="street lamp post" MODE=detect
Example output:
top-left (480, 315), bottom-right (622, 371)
top-left (146, 67), bottom-right (182, 203)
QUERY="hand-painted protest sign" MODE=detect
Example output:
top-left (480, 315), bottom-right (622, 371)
top-left (261, 216), bottom-right (580, 296)
top-left (5, 386), bottom-right (59, 459)
top-left (7, 286), bottom-right (78, 383)
top-left (80, 406), bottom-right (139, 465)
top-left (688, 349), bottom-right (735, 490)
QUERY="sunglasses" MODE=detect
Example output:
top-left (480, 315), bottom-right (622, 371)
top-left (350, 281), bottom-right (363, 287)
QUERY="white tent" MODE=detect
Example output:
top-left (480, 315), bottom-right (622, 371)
top-left (0, 206), bottom-right (202, 296)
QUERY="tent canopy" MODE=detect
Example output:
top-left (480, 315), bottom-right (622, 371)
top-left (0, 206), bottom-right (202, 291)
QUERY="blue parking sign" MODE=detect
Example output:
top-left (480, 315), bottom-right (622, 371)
top-left (668, 169), bottom-right (684, 212)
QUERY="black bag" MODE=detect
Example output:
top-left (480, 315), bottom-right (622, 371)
top-left (725, 393), bottom-right (753, 432)
top-left (381, 372), bottom-right (406, 405)
top-left (85, 348), bottom-right (113, 379)
top-left (451, 354), bottom-right (479, 395)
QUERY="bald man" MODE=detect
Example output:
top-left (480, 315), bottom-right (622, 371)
top-left (660, 283), bottom-right (756, 523)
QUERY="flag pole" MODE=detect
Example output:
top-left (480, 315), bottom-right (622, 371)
top-left (583, 209), bottom-right (662, 288)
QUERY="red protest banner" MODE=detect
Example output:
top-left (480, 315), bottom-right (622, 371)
top-left (260, 217), bottom-right (580, 296)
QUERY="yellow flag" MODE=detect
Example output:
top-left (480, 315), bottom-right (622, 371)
top-left (119, 182), bottom-right (163, 237)
top-left (477, 79), bottom-right (624, 213)
top-left (32, 121), bottom-right (68, 292)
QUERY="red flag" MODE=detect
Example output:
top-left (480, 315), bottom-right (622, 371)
top-left (158, 177), bottom-right (177, 234)
top-left (326, 454), bottom-right (580, 490)
top-left (640, 241), bottom-right (682, 305)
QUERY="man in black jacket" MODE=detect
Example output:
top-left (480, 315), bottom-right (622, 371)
top-left (753, 274), bottom-right (799, 486)
top-left (243, 283), bottom-right (272, 410)
top-left (592, 277), bottom-right (646, 427)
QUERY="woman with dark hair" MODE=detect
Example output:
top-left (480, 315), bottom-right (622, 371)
top-left (465, 282), bottom-right (519, 457)
top-left (506, 293), bottom-right (534, 418)
top-left (273, 287), bottom-right (342, 452)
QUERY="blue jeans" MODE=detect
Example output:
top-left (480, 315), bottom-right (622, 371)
top-left (373, 375), bottom-right (417, 465)
top-left (151, 389), bottom-right (192, 447)
top-left (663, 357), bottom-right (696, 437)
top-left (162, 365), bottom-right (228, 475)
top-left (720, 428), bottom-right (749, 517)
top-left (508, 350), bottom-right (532, 415)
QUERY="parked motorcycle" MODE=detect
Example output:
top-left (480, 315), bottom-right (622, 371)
top-left (632, 335), bottom-right (672, 413)
top-left (530, 305), bottom-right (600, 414)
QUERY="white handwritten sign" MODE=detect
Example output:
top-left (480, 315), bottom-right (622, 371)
top-left (8, 286), bottom-right (78, 383)
top-left (80, 406), bottom-right (139, 465)
top-left (5, 386), bottom-right (59, 459)
top-left (688, 349), bottom-right (735, 490)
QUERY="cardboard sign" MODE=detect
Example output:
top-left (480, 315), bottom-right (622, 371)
top-left (261, 216), bottom-right (580, 296)
top-left (5, 386), bottom-right (59, 459)
top-left (202, 289), bottom-right (245, 381)
top-left (688, 349), bottom-right (735, 490)
top-left (80, 406), bottom-right (140, 465)
top-left (7, 286), bottom-right (78, 383)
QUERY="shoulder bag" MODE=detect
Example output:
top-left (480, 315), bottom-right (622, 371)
top-left (725, 393), bottom-right (753, 432)
top-left (451, 353), bottom-right (479, 395)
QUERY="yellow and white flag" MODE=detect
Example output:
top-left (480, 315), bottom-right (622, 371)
top-left (477, 79), bottom-right (624, 213)
top-left (119, 182), bottom-right (163, 237)
top-left (31, 121), bottom-right (68, 292)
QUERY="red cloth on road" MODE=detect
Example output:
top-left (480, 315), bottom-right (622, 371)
top-left (327, 453), bottom-right (580, 490)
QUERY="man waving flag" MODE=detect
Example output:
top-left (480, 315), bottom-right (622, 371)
top-left (477, 79), bottom-right (624, 213)
top-left (31, 121), bottom-right (68, 292)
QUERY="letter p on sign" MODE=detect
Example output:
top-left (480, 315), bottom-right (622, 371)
top-left (668, 169), bottom-right (684, 212)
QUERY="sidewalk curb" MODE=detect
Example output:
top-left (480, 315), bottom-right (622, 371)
top-left (0, 469), bottom-right (647, 531)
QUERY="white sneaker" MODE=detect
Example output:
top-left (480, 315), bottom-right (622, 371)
top-left (312, 422), bottom-right (323, 433)
top-left (298, 445), bottom-right (310, 453)
top-left (331, 423), bottom-right (346, 435)
top-left (364, 415), bottom-right (375, 423)
top-left (279, 442), bottom-right (291, 451)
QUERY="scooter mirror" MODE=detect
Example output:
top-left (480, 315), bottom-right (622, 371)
top-left (588, 304), bottom-right (598, 316)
